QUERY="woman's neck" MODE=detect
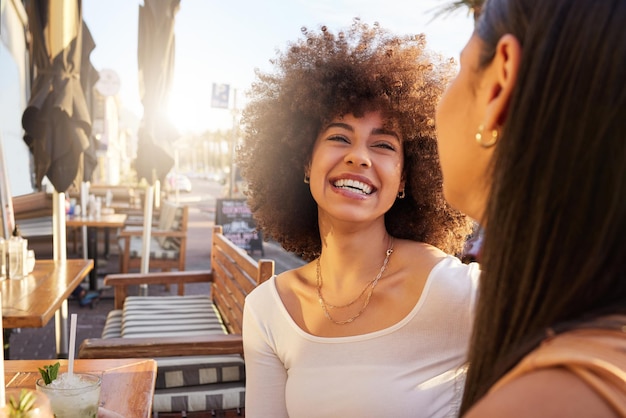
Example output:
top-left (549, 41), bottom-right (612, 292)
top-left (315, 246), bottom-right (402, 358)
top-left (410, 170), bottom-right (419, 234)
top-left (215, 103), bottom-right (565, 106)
top-left (317, 226), bottom-right (394, 290)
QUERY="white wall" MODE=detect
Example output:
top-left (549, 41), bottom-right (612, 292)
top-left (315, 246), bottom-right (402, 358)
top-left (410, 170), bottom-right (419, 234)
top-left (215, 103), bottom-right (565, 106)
top-left (0, 0), bottom-right (35, 197)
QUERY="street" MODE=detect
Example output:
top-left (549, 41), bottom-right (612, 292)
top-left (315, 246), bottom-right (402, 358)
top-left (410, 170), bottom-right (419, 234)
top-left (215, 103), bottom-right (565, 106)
top-left (173, 173), bottom-right (306, 274)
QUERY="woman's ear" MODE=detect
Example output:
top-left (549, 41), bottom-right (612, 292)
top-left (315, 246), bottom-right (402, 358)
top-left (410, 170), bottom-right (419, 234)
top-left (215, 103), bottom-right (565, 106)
top-left (483, 34), bottom-right (522, 130)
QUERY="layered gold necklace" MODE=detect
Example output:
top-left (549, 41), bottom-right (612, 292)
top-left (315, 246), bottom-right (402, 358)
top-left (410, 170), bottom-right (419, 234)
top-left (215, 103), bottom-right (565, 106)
top-left (316, 238), bottom-right (394, 325)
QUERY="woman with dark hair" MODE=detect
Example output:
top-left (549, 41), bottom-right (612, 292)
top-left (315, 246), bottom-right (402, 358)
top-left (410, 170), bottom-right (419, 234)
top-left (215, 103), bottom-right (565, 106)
top-left (239, 20), bottom-right (478, 417)
top-left (436, 0), bottom-right (626, 416)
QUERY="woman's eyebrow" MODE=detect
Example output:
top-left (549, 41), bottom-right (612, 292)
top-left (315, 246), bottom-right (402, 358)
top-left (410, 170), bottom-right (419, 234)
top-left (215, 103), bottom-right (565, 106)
top-left (325, 122), bottom-right (354, 131)
top-left (325, 123), bottom-right (399, 140)
top-left (372, 128), bottom-right (400, 140)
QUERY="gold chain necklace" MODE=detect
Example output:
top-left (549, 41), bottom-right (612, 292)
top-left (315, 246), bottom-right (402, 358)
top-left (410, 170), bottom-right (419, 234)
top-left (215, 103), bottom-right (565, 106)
top-left (316, 239), bottom-right (394, 325)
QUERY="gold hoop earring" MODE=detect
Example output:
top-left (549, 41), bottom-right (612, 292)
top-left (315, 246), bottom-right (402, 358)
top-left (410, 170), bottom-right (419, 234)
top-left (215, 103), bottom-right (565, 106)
top-left (475, 124), bottom-right (499, 148)
top-left (304, 174), bottom-right (310, 184)
top-left (397, 188), bottom-right (405, 199)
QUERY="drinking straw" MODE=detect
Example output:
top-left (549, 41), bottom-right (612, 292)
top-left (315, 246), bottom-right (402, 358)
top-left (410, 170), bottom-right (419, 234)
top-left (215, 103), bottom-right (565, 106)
top-left (0, 296), bottom-right (5, 407)
top-left (68, 313), bottom-right (78, 377)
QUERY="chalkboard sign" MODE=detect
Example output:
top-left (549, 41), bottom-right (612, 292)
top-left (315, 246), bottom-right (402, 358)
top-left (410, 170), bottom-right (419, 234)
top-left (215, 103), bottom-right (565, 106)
top-left (215, 198), bottom-right (263, 255)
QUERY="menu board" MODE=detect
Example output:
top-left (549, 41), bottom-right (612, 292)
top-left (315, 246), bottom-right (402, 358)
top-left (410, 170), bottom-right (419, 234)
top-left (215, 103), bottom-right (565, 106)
top-left (214, 198), bottom-right (263, 254)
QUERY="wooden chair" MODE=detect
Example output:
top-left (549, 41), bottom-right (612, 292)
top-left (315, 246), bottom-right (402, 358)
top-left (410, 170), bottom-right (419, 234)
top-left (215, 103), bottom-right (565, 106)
top-left (79, 225), bottom-right (275, 417)
top-left (117, 201), bottom-right (188, 273)
top-left (12, 192), bottom-right (53, 243)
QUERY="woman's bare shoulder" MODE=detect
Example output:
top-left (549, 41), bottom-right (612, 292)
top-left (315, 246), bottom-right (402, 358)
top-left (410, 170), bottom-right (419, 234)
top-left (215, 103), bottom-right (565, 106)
top-left (394, 239), bottom-right (449, 273)
top-left (464, 368), bottom-right (619, 418)
top-left (274, 263), bottom-right (315, 296)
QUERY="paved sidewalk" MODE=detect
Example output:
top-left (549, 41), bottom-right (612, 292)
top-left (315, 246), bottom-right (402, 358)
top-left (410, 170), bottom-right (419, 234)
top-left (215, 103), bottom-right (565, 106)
top-left (9, 205), bottom-right (305, 360)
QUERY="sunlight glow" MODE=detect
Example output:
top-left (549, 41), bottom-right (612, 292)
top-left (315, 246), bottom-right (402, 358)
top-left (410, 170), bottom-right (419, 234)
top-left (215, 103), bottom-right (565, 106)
top-left (167, 86), bottom-right (234, 134)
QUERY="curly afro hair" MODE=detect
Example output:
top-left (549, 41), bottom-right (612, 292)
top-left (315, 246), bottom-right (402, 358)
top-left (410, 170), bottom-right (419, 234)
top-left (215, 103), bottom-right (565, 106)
top-left (238, 19), bottom-right (472, 261)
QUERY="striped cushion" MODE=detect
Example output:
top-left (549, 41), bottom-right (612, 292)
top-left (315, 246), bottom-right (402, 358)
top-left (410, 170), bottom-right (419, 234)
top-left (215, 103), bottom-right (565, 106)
top-left (121, 295), bottom-right (227, 338)
top-left (153, 382), bottom-right (245, 413)
top-left (101, 310), bottom-right (123, 339)
top-left (100, 294), bottom-right (246, 411)
top-left (155, 355), bottom-right (245, 389)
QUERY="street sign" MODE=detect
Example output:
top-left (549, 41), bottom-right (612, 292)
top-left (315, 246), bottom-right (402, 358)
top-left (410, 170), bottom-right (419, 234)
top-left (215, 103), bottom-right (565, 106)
top-left (211, 83), bottom-right (230, 108)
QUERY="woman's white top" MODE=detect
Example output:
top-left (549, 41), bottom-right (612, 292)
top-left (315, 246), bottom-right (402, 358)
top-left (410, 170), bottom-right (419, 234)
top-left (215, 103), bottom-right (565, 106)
top-left (243, 255), bottom-right (480, 418)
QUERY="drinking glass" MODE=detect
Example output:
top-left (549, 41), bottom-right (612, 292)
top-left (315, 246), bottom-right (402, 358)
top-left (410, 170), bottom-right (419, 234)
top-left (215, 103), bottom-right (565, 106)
top-left (7, 237), bottom-right (26, 280)
top-left (35, 373), bottom-right (101, 418)
top-left (26, 249), bottom-right (36, 274)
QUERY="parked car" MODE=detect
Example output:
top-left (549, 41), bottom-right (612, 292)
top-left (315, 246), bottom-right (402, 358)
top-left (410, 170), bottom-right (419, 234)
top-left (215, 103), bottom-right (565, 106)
top-left (165, 172), bottom-right (192, 193)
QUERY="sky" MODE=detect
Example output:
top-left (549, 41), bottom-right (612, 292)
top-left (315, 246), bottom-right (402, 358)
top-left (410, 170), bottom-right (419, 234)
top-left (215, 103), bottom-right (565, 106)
top-left (83, 0), bottom-right (475, 134)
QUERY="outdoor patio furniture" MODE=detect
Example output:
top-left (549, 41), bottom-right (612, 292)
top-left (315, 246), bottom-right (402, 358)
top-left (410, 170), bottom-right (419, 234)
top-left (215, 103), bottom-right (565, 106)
top-left (117, 200), bottom-right (188, 273)
top-left (79, 225), bottom-right (275, 416)
top-left (12, 192), bottom-right (53, 244)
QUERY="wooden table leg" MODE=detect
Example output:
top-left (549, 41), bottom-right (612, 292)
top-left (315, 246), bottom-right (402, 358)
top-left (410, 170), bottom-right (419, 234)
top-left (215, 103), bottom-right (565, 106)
top-left (54, 300), bottom-right (69, 358)
top-left (88, 226), bottom-right (98, 290)
top-left (104, 227), bottom-right (110, 259)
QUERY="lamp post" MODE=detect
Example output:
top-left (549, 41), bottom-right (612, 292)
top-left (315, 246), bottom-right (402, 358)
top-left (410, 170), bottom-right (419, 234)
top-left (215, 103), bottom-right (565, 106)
top-left (229, 88), bottom-right (240, 198)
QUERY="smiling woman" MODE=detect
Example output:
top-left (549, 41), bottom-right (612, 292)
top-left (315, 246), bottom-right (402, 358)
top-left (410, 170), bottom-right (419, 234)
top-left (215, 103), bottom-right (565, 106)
top-left (237, 20), bottom-right (478, 418)
top-left (307, 112), bottom-right (405, 224)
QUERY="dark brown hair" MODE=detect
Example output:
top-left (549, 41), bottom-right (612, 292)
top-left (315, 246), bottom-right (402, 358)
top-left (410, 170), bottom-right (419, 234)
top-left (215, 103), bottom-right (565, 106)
top-left (238, 20), bottom-right (472, 261)
top-left (462, 0), bottom-right (626, 411)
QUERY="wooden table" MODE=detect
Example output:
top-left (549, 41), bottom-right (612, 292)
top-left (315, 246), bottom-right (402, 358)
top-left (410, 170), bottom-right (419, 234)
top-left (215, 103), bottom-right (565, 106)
top-left (66, 214), bottom-right (127, 290)
top-left (5, 358), bottom-right (157, 418)
top-left (2, 259), bottom-right (93, 358)
top-left (2, 259), bottom-right (92, 328)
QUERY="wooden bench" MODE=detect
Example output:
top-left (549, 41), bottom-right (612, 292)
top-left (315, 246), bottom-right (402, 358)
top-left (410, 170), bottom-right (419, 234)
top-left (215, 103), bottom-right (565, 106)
top-left (78, 225), bottom-right (274, 417)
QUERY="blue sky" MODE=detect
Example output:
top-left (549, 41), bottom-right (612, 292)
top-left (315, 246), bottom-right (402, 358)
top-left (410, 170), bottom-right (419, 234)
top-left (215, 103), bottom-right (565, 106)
top-left (83, 0), bottom-right (475, 133)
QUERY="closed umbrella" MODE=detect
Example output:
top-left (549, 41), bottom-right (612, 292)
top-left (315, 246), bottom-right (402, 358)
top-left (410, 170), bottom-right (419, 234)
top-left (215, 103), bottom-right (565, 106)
top-left (21, 0), bottom-right (92, 193)
top-left (135, 0), bottom-right (180, 285)
top-left (80, 21), bottom-right (99, 182)
top-left (135, 0), bottom-right (180, 184)
top-left (20, 0), bottom-right (94, 358)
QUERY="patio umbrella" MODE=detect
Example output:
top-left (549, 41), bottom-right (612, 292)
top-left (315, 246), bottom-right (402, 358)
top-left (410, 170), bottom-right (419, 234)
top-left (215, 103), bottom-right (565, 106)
top-left (20, 0), bottom-right (93, 357)
top-left (80, 21), bottom-right (99, 182)
top-left (21, 0), bottom-right (92, 193)
top-left (135, 0), bottom-right (180, 184)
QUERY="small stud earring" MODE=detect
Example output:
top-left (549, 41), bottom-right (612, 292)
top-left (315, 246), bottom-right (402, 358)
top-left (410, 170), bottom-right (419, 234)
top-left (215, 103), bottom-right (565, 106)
top-left (475, 124), bottom-right (499, 148)
top-left (397, 188), bottom-right (405, 199)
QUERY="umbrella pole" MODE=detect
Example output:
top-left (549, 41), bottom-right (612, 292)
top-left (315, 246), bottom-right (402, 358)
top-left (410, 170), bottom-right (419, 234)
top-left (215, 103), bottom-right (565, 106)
top-left (139, 185), bottom-right (154, 296)
top-left (81, 182), bottom-right (89, 259)
top-left (174, 149), bottom-right (180, 205)
top-left (52, 190), bottom-right (69, 358)
top-left (52, 191), bottom-right (67, 261)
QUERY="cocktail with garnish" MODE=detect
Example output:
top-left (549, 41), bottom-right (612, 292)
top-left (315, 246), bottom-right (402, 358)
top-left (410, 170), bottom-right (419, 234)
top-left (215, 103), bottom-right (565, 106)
top-left (35, 373), bottom-right (100, 418)
top-left (34, 315), bottom-right (101, 418)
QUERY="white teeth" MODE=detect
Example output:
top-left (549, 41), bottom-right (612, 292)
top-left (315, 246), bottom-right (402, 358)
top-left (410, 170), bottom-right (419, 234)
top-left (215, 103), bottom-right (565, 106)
top-left (333, 179), bottom-right (373, 195)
